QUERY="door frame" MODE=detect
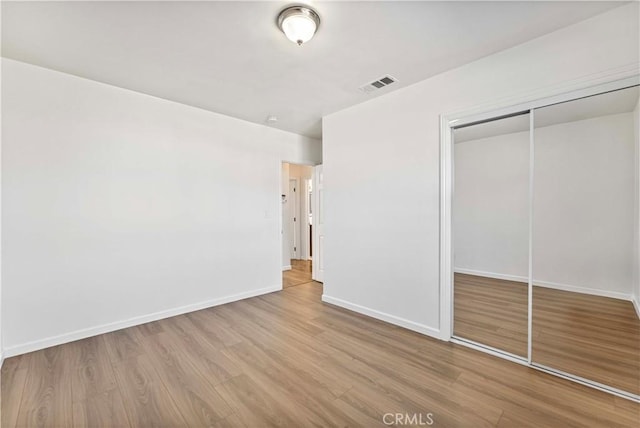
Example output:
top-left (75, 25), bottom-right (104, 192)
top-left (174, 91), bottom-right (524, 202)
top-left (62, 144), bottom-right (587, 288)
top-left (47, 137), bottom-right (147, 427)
top-left (439, 72), bottom-right (639, 401)
top-left (280, 161), bottom-right (318, 278)
top-left (312, 165), bottom-right (323, 282)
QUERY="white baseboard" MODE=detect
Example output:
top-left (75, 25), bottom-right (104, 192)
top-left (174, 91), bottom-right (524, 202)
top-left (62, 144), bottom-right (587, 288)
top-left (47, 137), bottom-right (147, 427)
top-left (321, 294), bottom-right (444, 340)
top-left (0, 352), bottom-right (4, 369)
top-left (455, 268), bottom-right (632, 301)
top-left (4, 284), bottom-right (281, 358)
top-left (534, 279), bottom-right (631, 301)
top-left (632, 296), bottom-right (640, 320)
top-left (454, 268), bottom-right (527, 283)
top-left (282, 265), bottom-right (292, 271)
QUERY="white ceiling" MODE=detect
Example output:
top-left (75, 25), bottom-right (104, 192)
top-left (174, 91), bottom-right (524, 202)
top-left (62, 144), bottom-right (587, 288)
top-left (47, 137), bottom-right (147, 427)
top-left (2, 1), bottom-right (627, 139)
top-left (454, 85), bottom-right (640, 143)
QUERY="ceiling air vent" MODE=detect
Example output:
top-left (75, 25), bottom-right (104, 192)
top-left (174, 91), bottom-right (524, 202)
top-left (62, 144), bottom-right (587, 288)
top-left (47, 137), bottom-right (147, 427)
top-left (359, 75), bottom-right (397, 93)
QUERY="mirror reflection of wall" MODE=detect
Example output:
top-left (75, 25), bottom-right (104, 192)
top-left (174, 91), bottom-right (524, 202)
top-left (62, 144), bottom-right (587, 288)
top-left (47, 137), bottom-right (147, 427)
top-left (531, 86), bottom-right (640, 396)
top-left (453, 112), bottom-right (530, 358)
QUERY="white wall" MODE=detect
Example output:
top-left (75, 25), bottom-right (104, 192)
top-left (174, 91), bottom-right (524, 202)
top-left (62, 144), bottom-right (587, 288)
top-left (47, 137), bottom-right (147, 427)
top-left (0, 16), bottom-right (3, 363)
top-left (1, 58), bottom-right (321, 355)
top-left (454, 131), bottom-right (529, 279)
top-left (289, 164), bottom-right (313, 181)
top-left (322, 4), bottom-right (639, 338)
top-left (534, 113), bottom-right (634, 296)
top-left (281, 162), bottom-right (291, 269)
top-left (455, 113), bottom-right (635, 298)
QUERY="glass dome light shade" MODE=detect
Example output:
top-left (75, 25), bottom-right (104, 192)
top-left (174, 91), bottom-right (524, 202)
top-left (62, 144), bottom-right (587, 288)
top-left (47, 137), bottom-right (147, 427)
top-left (277, 7), bottom-right (320, 46)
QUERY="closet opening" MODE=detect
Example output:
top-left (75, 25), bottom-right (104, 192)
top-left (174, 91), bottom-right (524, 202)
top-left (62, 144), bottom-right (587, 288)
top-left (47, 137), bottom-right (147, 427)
top-left (441, 76), bottom-right (640, 402)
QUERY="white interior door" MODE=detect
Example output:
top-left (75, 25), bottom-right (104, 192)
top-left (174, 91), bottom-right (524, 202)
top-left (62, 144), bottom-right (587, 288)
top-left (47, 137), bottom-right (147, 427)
top-left (312, 165), bottom-right (324, 282)
top-left (289, 179), bottom-right (299, 260)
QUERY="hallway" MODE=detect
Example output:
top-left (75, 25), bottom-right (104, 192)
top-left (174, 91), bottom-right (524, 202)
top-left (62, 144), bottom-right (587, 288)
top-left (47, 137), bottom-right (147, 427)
top-left (283, 260), bottom-right (313, 288)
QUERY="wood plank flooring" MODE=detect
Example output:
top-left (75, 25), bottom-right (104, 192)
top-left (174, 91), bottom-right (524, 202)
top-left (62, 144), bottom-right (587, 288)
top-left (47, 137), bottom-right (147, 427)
top-left (454, 273), bottom-right (640, 396)
top-left (454, 273), bottom-right (528, 357)
top-left (283, 259), bottom-right (312, 288)
top-left (2, 280), bottom-right (639, 427)
top-left (532, 286), bottom-right (640, 396)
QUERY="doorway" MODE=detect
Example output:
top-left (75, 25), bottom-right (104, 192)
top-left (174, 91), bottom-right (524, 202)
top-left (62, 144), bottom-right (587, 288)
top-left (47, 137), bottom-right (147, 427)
top-left (282, 162), bottom-right (315, 288)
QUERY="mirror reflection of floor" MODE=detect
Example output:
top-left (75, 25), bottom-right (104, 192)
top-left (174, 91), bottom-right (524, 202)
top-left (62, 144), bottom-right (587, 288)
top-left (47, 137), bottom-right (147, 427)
top-left (532, 287), bottom-right (640, 395)
top-left (283, 260), bottom-right (312, 288)
top-left (454, 273), bottom-right (640, 395)
top-left (454, 273), bottom-right (528, 357)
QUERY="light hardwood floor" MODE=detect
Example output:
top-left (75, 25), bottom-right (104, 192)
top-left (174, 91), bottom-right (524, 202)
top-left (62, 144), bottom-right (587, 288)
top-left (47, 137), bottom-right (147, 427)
top-left (283, 259), bottom-right (312, 288)
top-left (532, 286), bottom-right (640, 396)
top-left (2, 280), bottom-right (639, 427)
top-left (454, 273), bottom-right (640, 396)
top-left (454, 273), bottom-right (528, 357)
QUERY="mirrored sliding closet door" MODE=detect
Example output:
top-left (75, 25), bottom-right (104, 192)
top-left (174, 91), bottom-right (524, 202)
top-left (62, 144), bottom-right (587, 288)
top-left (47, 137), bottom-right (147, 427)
top-left (453, 113), bottom-right (531, 359)
top-left (531, 86), bottom-right (640, 398)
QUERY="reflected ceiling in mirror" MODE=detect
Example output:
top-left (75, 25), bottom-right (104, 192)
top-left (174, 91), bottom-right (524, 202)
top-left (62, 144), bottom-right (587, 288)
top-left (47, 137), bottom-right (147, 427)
top-left (454, 85), bottom-right (639, 144)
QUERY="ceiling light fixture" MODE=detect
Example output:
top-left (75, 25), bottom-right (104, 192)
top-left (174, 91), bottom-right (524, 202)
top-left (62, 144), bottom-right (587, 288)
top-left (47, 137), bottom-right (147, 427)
top-left (277, 6), bottom-right (320, 46)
